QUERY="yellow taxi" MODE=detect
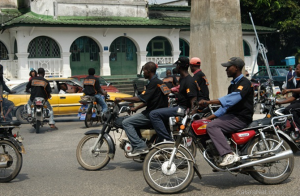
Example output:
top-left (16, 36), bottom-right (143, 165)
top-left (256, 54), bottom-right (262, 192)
top-left (7, 78), bottom-right (132, 123)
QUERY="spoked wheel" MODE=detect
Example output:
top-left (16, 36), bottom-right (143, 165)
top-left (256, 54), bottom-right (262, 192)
top-left (174, 135), bottom-right (197, 158)
top-left (0, 141), bottom-right (23, 182)
top-left (247, 134), bottom-right (294, 184)
top-left (84, 109), bottom-right (93, 128)
top-left (143, 143), bottom-right (194, 194)
top-left (76, 134), bottom-right (111, 170)
top-left (36, 120), bottom-right (41, 133)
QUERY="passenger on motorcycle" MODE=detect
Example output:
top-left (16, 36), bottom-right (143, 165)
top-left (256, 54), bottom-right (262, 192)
top-left (162, 69), bottom-right (179, 89)
top-left (115, 62), bottom-right (168, 156)
top-left (199, 57), bottom-right (254, 167)
top-left (150, 57), bottom-right (199, 143)
top-left (25, 68), bottom-right (56, 129)
top-left (189, 57), bottom-right (210, 102)
top-left (83, 68), bottom-right (108, 114)
top-left (276, 64), bottom-right (300, 132)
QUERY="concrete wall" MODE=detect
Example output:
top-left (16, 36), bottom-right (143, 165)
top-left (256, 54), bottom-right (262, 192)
top-left (190, 0), bottom-right (244, 99)
top-left (161, 0), bottom-right (189, 6)
top-left (30, 0), bottom-right (147, 17)
top-left (0, 0), bottom-right (17, 8)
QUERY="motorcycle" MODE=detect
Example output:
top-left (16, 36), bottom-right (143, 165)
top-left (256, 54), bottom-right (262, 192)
top-left (76, 101), bottom-right (214, 170)
top-left (78, 94), bottom-right (109, 128)
top-left (142, 105), bottom-right (297, 194)
top-left (0, 121), bottom-right (25, 182)
top-left (27, 97), bottom-right (50, 133)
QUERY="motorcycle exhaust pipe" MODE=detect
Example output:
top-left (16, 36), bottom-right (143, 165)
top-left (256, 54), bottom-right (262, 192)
top-left (0, 161), bottom-right (8, 168)
top-left (204, 150), bottom-right (293, 172)
top-left (235, 150), bottom-right (293, 170)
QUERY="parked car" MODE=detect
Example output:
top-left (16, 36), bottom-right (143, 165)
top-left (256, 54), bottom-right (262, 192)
top-left (4, 78), bottom-right (28, 89)
top-left (133, 63), bottom-right (177, 96)
top-left (7, 78), bottom-right (132, 123)
top-left (251, 68), bottom-right (288, 90)
top-left (70, 75), bottom-right (119, 93)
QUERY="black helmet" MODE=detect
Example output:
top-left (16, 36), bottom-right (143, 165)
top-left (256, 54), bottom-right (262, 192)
top-left (174, 57), bottom-right (189, 69)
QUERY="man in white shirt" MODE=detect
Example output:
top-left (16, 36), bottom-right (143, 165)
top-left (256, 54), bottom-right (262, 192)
top-left (59, 83), bottom-right (68, 94)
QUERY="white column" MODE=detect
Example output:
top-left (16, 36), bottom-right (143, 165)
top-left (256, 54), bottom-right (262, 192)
top-left (136, 51), bottom-right (148, 73)
top-left (172, 50), bottom-right (181, 62)
top-left (100, 51), bottom-right (111, 76)
top-left (8, 54), bottom-right (14, 61)
top-left (61, 52), bottom-right (72, 77)
top-left (16, 53), bottom-right (29, 80)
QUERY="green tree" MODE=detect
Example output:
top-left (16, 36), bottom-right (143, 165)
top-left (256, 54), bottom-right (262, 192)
top-left (240, 0), bottom-right (300, 65)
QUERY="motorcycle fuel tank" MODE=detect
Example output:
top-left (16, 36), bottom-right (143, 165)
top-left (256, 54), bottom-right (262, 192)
top-left (231, 130), bottom-right (256, 145)
top-left (192, 119), bottom-right (211, 135)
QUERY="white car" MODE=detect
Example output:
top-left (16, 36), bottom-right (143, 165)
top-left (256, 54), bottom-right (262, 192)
top-left (4, 78), bottom-right (28, 89)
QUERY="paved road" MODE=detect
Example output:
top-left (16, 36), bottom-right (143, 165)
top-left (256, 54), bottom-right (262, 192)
top-left (0, 115), bottom-right (299, 196)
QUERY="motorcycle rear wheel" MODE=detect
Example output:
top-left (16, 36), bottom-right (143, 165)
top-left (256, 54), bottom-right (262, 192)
top-left (36, 120), bottom-right (41, 133)
top-left (143, 143), bottom-right (194, 194)
top-left (0, 140), bottom-right (23, 182)
top-left (76, 134), bottom-right (110, 170)
top-left (84, 109), bottom-right (93, 128)
top-left (247, 134), bottom-right (294, 185)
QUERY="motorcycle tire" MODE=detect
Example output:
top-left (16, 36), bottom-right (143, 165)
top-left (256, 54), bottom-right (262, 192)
top-left (84, 109), bottom-right (93, 128)
top-left (0, 140), bottom-right (23, 182)
top-left (76, 134), bottom-right (110, 171)
top-left (15, 106), bottom-right (29, 124)
top-left (143, 143), bottom-right (194, 194)
top-left (36, 120), bottom-right (41, 134)
top-left (247, 134), bottom-right (294, 185)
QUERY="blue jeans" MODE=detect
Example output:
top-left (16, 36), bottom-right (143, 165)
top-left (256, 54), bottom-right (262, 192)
top-left (122, 113), bottom-right (151, 150)
top-left (149, 106), bottom-right (178, 142)
top-left (94, 94), bottom-right (107, 113)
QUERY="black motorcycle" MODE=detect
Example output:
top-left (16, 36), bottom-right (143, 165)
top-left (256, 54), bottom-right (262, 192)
top-left (0, 121), bottom-right (25, 182)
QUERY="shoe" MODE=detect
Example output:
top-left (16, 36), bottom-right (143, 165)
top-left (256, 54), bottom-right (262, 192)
top-left (127, 147), bottom-right (149, 157)
top-left (49, 124), bottom-right (58, 129)
top-left (219, 152), bottom-right (240, 167)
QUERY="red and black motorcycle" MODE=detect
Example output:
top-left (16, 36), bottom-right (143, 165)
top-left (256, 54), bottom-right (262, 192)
top-left (143, 106), bottom-right (297, 194)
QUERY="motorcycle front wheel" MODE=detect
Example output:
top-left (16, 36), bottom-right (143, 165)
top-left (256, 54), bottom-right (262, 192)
top-left (143, 143), bottom-right (194, 194)
top-left (76, 134), bottom-right (110, 170)
top-left (247, 134), bottom-right (294, 185)
top-left (0, 140), bottom-right (23, 182)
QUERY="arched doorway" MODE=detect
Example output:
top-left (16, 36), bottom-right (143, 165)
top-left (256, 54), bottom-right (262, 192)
top-left (109, 37), bottom-right (137, 75)
top-left (0, 41), bottom-right (9, 60)
top-left (70, 36), bottom-right (100, 75)
top-left (179, 38), bottom-right (189, 57)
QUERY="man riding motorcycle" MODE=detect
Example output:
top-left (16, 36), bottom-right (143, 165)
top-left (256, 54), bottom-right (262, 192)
top-left (199, 57), bottom-right (254, 167)
top-left (115, 62), bottom-right (168, 156)
top-left (149, 57), bottom-right (199, 143)
top-left (25, 68), bottom-right (56, 129)
top-left (276, 63), bottom-right (300, 133)
top-left (83, 68), bottom-right (108, 114)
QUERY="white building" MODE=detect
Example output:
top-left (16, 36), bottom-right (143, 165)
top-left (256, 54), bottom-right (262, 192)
top-left (0, 0), bottom-right (275, 80)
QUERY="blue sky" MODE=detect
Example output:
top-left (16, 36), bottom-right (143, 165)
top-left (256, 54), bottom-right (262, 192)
top-left (148, 0), bottom-right (174, 4)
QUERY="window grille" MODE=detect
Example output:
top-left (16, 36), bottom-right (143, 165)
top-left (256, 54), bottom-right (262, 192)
top-left (28, 36), bottom-right (61, 58)
top-left (0, 41), bottom-right (8, 60)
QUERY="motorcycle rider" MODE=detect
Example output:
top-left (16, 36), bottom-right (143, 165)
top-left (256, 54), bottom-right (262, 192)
top-left (115, 62), bottom-right (168, 156)
top-left (276, 63), bottom-right (300, 132)
top-left (199, 57), bottom-right (254, 167)
top-left (162, 69), bottom-right (178, 89)
top-left (83, 68), bottom-right (108, 114)
top-left (189, 57), bottom-right (210, 101)
top-left (150, 57), bottom-right (199, 143)
top-left (25, 68), bottom-right (56, 129)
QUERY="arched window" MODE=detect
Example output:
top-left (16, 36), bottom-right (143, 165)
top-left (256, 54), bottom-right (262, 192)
top-left (28, 36), bottom-right (60, 58)
top-left (179, 39), bottom-right (189, 57)
top-left (146, 36), bottom-right (172, 56)
top-left (243, 40), bottom-right (251, 56)
top-left (0, 41), bottom-right (9, 60)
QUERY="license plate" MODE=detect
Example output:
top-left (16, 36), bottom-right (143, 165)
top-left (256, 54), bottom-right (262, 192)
top-left (186, 137), bottom-right (193, 147)
top-left (92, 113), bottom-right (96, 118)
top-left (80, 113), bottom-right (86, 120)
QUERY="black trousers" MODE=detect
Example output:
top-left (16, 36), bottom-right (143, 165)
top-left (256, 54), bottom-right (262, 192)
top-left (284, 102), bottom-right (300, 128)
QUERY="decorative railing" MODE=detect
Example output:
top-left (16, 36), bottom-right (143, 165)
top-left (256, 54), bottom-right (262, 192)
top-left (146, 56), bottom-right (174, 64)
top-left (28, 58), bottom-right (63, 77)
top-left (1, 60), bottom-right (18, 79)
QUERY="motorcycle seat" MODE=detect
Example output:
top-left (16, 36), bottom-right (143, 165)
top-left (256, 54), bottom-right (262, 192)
top-left (246, 118), bottom-right (271, 128)
top-left (0, 120), bottom-right (21, 126)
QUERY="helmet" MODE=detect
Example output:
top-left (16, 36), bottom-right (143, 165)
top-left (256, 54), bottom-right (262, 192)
top-left (175, 57), bottom-right (189, 69)
top-left (190, 57), bottom-right (201, 66)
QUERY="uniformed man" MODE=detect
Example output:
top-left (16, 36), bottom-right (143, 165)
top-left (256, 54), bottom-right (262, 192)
top-left (26, 68), bottom-right (56, 128)
top-left (83, 68), bottom-right (108, 114)
top-left (150, 57), bottom-right (199, 143)
top-left (189, 57), bottom-right (210, 101)
top-left (199, 57), bottom-right (254, 167)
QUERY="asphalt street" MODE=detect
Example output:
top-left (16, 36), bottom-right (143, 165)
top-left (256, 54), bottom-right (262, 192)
top-left (0, 114), bottom-right (299, 196)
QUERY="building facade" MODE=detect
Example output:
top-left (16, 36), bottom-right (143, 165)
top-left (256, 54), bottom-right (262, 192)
top-left (0, 0), bottom-right (275, 79)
